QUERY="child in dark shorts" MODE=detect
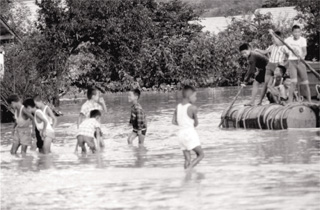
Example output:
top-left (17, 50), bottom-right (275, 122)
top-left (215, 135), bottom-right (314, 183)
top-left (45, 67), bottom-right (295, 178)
top-left (127, 89), bottom-right (147, 145)
top-left (239, 43), bottom-right (269, 106)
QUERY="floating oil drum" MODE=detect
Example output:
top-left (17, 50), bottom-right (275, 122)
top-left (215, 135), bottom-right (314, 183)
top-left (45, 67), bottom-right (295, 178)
top-left (268, 106), bottom-right (287, 130)
top-left (221, 106), bottom-right (240, 128)
top-left (273, 104), bottom-right (317, 129)
top-left (236, 106), bottom-right (253, 128)
top-left (261, 104), bottom-right (283, 129)
top-left (243, 105), bottom-right (267, 129)
top-left (220, 103), bottom-right (319, 129)
top-left (272, 106), bottom-right (288, 130)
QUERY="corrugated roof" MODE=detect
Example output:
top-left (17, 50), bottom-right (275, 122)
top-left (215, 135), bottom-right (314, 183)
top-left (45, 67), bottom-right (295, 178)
top-left (190, 15), bottom-right (246, 34)
top-left (255, 6), bottom-right (298, 21)
top-left (190, 7), bottom-right (299, 34)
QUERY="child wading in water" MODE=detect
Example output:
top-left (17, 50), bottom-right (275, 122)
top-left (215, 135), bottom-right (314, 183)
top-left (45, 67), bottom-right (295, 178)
top-left (33, 95), bottom-right (58, 152)
top-left (172, 85), bottom-right (204, 169)
top-left (77, 88), bottom-right (107, 127)
top-left (127, 89), bottom-right (147, 145)
top-left (76, 88), bottom-right (107, 152)
top-left (7, 95), bottom-right (35, 155)
top-left (24, 98), bottom-right (55, 154)
top-left (76, 110), bottom-right (103, 154)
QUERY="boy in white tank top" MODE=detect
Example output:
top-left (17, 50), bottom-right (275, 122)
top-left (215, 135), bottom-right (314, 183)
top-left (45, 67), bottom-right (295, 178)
top-left (23, 99), bottom-right (55, 154)
top-left (7, 95), bottom-right (35, 155)
top-left (172, 85), bottom-right (204, 170)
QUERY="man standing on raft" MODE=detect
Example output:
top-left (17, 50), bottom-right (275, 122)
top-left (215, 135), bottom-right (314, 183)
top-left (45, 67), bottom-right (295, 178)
top-left (239, 43), bottom-right (269, 106)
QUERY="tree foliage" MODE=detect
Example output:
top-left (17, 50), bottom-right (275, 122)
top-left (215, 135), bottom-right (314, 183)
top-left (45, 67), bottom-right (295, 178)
top-left (1, 0), bottom-right (318, 112)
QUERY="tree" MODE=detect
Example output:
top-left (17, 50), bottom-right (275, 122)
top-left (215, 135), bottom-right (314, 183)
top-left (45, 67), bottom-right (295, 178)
top-left (0, 0), bottom-right (35, 36)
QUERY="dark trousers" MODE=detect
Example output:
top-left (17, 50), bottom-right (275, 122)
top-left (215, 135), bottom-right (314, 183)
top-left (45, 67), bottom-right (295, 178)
top-left (35, 127), bottom-right (44, 149)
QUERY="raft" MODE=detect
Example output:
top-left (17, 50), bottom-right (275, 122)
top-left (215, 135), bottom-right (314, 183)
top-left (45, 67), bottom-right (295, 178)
top-left (221, 103), bottom-right (320, 129)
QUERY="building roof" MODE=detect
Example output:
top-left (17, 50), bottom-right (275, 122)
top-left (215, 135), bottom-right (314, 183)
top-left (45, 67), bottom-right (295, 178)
top-left (255, 6), bottom-right (298, 22)
top-left (190, 7), bottom-right (299, 34)
top-left (190, 15), bottom-right (245, 34)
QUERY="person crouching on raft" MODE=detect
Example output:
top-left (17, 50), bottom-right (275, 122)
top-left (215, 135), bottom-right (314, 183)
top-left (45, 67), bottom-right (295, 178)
top-left (239, 43), bottom-right (269, 106)
top-left (266, 65), bottom-right (288, 104)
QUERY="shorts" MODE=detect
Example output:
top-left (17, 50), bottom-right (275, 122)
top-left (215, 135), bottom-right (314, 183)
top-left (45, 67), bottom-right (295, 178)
top-left (178, 129), bottom-right (200, 151)
top-left (254, 68), bottom-right (266, 83)
top-left (77, 135), bottom-right (95, 149)
top-left (13, 127), bottom-right (32, 146)
top-left (133, 129), bottom-right (147, 136)
top-left (266, 62), bottom-right (279, 77)
top-left (287, 60), bottom-right (308, 83)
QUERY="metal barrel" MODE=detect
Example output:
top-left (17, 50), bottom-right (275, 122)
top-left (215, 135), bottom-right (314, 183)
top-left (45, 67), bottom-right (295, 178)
top-left (221, 103), bottom-right (318, 129)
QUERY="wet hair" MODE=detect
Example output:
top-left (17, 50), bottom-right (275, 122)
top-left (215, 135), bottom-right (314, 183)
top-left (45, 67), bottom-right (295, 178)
top-left (292, 25), bottom-right (301, 31)
top-left (87, 88), bottom-right (98, 100)
top-left (7, 94), bottom-right (20, 104)
top-left (33, 95), bottom-right (42, 102)
top-left (23, 98), bottom-right (36, 108)
top-left (182, 85), bottom-right (196, 98)
top-left (90, 109), bottom-right (102, 118)
top-left (277, 65), bottom-right (286, 75)
top-left (239, 43), bottom-right (250, 52)
top-left (274, 31), bottom-right (281, 37)
top-left (131, 88), bottom-right (141, 99)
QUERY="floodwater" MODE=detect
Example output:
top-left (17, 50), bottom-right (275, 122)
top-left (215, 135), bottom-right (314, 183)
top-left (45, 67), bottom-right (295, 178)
top-left (1, 87), bottom-right (320, 210)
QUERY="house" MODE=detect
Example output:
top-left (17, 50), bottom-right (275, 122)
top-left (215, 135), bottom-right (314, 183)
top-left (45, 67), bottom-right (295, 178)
top-left (190, 15), bottom-right (245, 34)
top-left (191, 7), bottom-right (298, 34)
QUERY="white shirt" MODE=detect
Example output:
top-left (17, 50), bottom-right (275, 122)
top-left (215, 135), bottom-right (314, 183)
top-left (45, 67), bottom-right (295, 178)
top-left (80, 100), bottom-right (103, 118)
top-left (285, 36), bottom-right (307, 60)
top-left (176, 103), bottom-right (194, 130)
top-left (77, 118), bottom-right (101, 138)
top-left (34, 109), bottom-right (54, 132)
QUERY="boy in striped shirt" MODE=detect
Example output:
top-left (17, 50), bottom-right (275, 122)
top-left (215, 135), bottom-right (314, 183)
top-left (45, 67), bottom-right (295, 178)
top-left (255, 30), bottom-right (289, 105)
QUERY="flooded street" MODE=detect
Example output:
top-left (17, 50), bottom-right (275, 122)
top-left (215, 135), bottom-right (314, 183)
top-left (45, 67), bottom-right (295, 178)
top-left (1, 87), bottom-right (320, 210)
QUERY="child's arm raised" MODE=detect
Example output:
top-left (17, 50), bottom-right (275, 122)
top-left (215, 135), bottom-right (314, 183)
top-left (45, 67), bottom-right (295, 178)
top-left (172, 108), bottom-right (178, 125)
